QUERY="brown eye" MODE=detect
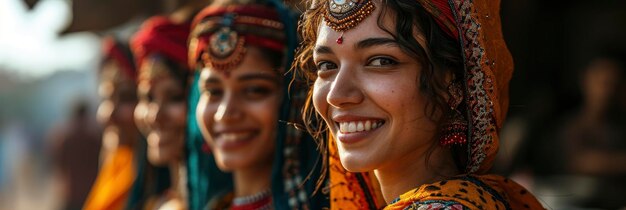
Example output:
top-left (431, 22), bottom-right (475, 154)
top-left (203, 88), bottom-right (223, 102)
top-left (367, 57), bottom-right (397, 66)
top-left (316, 61), bottom-right (338, 72)
top-left (243, 86), bottom-right (273, 100)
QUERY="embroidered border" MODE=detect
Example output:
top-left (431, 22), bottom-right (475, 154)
top-left (449, 0), bottom-right (497, 174)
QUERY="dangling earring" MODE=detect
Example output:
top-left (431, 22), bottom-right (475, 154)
top-left (440, 82), bottom-right (468, 147)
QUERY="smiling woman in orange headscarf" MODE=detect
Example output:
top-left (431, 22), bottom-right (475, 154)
top-left (294, 0), bottom-right (545, 209)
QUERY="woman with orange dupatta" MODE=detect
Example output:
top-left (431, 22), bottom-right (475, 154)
top-left (84, 37), bottom-right (140, 210)
top-left (294, 0), bottom-right (545, 209)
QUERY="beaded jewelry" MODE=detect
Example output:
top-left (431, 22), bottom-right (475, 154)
top-left (440, 82), bottom-right (468, 147)
top-left (323, 0), bottom-right (376, 44)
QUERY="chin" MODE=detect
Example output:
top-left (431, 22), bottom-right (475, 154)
top-left (215, 159), bottom-right (250, 172)
top-left (148, 151), bottom-right (174, 167)
top-left (338, 151), bottom-right (377, 172)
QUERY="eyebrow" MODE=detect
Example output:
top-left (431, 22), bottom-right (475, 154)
top-left (203, 73), bottom-right (279, 84)
top-left (355, 38), bottom-right (398, 49)
top-left (204, 77), bottom-right (220, 84)
top-left (314, 37), bottom-right (398, 55)
top-left (314, 46), bottom-right (333, 55)
top-left (238, 73), bottom-right (280, 83)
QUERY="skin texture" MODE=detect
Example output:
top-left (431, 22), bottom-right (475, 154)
top-left (311, 1), bottom-right (456, 202)
top-left (196, 47), bottom-right (281, 196)
top-left (134, 57), bottom-right (187, 167)
top-left (97, 59), bottom-right (139, 158)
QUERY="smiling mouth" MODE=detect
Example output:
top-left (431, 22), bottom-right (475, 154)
top-left (218, 131), bottom-right (257, 142)
top-left (337, 120), bottom-right (385, 134)
top-left (212, 130), bottom-right (259, 150)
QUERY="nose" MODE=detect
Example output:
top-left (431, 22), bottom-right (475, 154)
top-left (146, 102), bottom-right (165, 126)
top-left (326, 65), bottom-right (363, 108)
top-left (214, 92), bottom-right (243, 123)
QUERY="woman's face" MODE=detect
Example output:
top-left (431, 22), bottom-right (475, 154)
top-left (134, 58), bottom-right (187, 166)
top-left (196, 47), bottom-right (281, 172)
top-left (97, 59), bottom-right (138, 138)
top-left (312, 3), bottom-right (437, 172)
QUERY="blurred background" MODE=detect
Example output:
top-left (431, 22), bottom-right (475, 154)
top-left (0, 0), bottom-right (624, 209)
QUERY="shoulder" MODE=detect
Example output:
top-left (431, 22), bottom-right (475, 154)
top-left (386, 176), bottom-right (510, 210)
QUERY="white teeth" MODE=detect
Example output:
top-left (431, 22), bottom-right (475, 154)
top-left (356, 122), bottom-right (364, 132)
top-left (221, 133), bottom-right (251, 141)
top-left (348, 122), bottom-right (356, 133)
top-left (338, 120), bottom-right (383, 133)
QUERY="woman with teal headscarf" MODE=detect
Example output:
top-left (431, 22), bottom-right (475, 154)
top-left (186, 0), bottom-right (328, 209)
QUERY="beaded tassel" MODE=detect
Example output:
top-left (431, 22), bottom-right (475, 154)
top-left (440, 110), bottom-right (468, 147)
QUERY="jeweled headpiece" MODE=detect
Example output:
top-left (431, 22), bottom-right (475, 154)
top-left (189, 6), bottom-right (286, 74)
top-left (323, 0), bottom-right (375, 31)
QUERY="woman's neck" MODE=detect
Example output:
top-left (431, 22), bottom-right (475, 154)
top-left (155, 160), bottom-right (186, 210)
top-left (374, 146), bottom-right (458, 203)
top-left (169, 161), bottom-right (186, 197)
top-left (232, 162), bottom-right (273, 197)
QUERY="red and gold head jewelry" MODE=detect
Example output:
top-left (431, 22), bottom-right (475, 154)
top-left (195, 14), bottom-right (247, 75)
top-left (189, 6), bottom-right (286, 76)
top-left (323, 0), bottom-right (376, 44)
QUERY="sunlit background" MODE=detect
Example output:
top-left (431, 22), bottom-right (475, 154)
top-left (0, 0), bottom-right (625, 209)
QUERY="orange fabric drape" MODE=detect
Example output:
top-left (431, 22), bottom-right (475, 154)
top-left (83, 146), bottom-right (136, 210)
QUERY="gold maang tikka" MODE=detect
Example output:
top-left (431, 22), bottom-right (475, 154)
top-left (323, 0), bottom-right (376, 44)
top-left (194, 13), bottom-right (247, 77)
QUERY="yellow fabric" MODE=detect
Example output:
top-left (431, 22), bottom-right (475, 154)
top-left (83, 146), bottom-right (136, 210)
top-left (328, 133), bottom-right (386, 210)
top-left (385, 175), bottom-right (544, 210)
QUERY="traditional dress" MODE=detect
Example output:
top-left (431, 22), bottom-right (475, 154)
top-left (315, 0), bottom-right (545, 209)
top-left (186, 1), bottom-right (328, 210)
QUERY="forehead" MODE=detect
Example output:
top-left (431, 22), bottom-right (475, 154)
top-left (316, 0), bottom-right (395, 47)
top-left (201, 47), bottom-right (279, 81)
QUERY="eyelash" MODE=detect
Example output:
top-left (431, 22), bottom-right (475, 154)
top-left (367, 56), bottom-right (398, 67)
top-left (316, 61), bottom-right (338, 72)
top-left (314, 56), bottom-right (398, 72)
top-left (201, 85), bottom-right (275, 102)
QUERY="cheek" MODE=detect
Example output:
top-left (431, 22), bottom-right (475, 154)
top-left (365, 73), bottom-right (420, 115)
top-left (196, 95), bottom-right (216, 142)
top-left (167, 103), bottom-right (187, 128)
top-left (134, 102), bottom-right (147, 122)
top-left (312, 79), bottom-right (330, 119)
top-left (252, 97), bottom-right (281, 131)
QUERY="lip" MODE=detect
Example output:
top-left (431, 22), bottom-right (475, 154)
top-left (212, 128), bottom-right (259, 150)
top-left (332, 114), bottom-right (384, 123)
top-left (332, 114), bottom-right (385, 144)
top-left (147, 131), bottom-right (177, 147)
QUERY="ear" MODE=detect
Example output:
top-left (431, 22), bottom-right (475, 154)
top-left (445, 71), bottom-right (463, 109)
